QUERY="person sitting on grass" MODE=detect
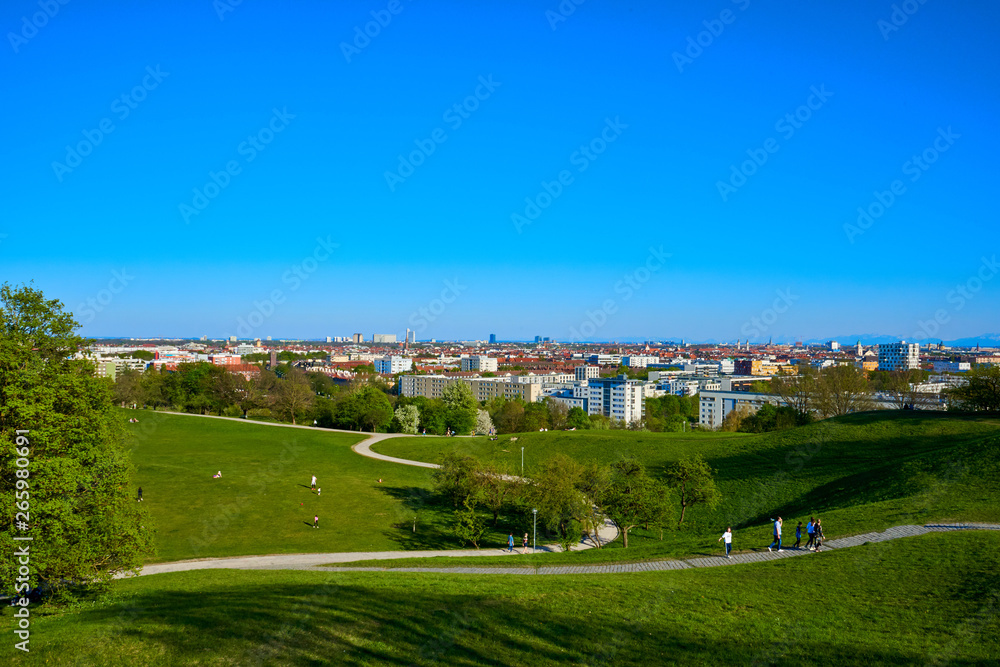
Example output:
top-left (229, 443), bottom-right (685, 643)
top-left (213, 470), bottom-right (222, 478)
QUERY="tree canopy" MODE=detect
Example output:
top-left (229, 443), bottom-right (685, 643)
top-left (0, 283), bottom-right (154, 600)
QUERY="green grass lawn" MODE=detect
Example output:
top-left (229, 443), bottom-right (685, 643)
top-left (10, 531), bottom-right (999, 666)
top-left (131, 410), bottom-right (1000, 566)
top-left (127, 411), bottom-right (453, 562)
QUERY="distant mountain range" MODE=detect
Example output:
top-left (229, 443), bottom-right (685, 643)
top-left (792, 333), bottom-right (1000, 348)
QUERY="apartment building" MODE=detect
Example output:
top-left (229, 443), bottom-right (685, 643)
top-left (587, 376), bottom-right (645, 423)
top-left (622, 355), bottom-right (659, 368)
top-left (460, 355), bottom-right (499, 372)
top-left (400, 374), bottom-right (541, 403)
top-left (574, 366), bottom-right (600, 381)
top-left (374, 355), bottom-right (413, 374)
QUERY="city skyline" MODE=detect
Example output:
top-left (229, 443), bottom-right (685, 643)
top-left (3, 1), bottom-right (999, 342)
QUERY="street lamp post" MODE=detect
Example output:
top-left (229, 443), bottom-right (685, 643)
top-left (521, 447), bottom-right (524, 477)
top-left (532, 508), bottom-right (537, 554)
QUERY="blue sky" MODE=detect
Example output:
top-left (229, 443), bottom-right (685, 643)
top-left (2, 0), bottom-right (998, 342)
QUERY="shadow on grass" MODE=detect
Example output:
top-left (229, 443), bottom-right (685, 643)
top-left (43, 576), bottom-right (931, 666)
top-left (376, 485), bottom-right (459, 550)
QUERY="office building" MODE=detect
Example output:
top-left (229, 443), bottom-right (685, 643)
top-left (878, 342), bottom-right (920, 371)
top-left (372, 333), bottom-right (397, 344)
top-left (352, 333), bottom-right (364, 344)
top-left (932, 360), bottom-right (970, 373)
top-left (699, 390), bottom-right (785, 429)
top-left (489, 333), bottom-right (497, 344)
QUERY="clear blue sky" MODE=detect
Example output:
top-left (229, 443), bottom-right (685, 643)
top-left (2, 0), bottom-right (998, 342)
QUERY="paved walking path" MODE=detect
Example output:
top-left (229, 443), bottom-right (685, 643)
top-left (133, 523), bottom-right (1000, 578)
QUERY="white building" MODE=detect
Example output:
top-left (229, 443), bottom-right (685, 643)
top-left (512, 372), bottom-right (574, 385)
top-left (574, 366), bottom-right (600, 381)
top-left (588, 354), bottom-right (622, 366)
top-left (699, 390), bottom-right (785, 429)
top-left (622, 355), bottom-right (659, 368)
top-left (587, 376), bottom-right (645, 423)
top-left (374, 356), bottom-right (413, 374)
top-left (828, 341), bottom-right (840, 351)
top-left (372, 333), bottom-right (397, 344)
top-left (878, 342), bottom-right (920, 371)
top-left (460, 355), bottom-right (498, 373)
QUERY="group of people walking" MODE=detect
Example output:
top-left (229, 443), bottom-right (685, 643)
top-left (507, 533), bottom-right (530, 554)
top-left (718, 516), bottom-right (825, 559)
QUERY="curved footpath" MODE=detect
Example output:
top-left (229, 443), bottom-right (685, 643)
top-left (130, 412), bottom-right (1000, 578)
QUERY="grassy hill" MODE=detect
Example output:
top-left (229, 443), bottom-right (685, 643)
top-left (126, 411), bottom-right (444, 562)
top-left (12, 531), bottom-right (1000, 665)
top-left (128, 410), bottom-right (1000, 564)
top-left (367, 412), bottom-right (1000, 565)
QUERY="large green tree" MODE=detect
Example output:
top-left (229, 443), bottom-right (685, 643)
top-left (601, 459), bottom-right (671, 548)
top-left (0, 283), bottom-right (154, 599)
top-left (664, 455), bottom-right (721, 527)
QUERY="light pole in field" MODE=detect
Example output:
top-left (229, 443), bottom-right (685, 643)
top-left (532, 508), bottom-right (537, 554)
top-left (521, 447), bottom-right (524, 477)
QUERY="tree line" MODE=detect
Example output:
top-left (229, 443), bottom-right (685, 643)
top-left (433, 452), bottom-right (721, 551)
top-left (113, 364), bottom-right (700, 434)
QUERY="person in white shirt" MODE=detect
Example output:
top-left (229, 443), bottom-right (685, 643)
top-left (718, 526), bottom-right (733, 558)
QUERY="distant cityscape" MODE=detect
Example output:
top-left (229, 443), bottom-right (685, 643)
top-left (84, 333), bottom-right (999, 431)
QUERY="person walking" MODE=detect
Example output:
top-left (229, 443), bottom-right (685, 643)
top-left (767, 516), bottom-right (783, 552)
top-left (521, 533), bottom-right (529, 554)
top-left (507, 533), bottom-right (515, 553)
top-left (137, 487), bottom-right (143, 502)
top-left (718, 526), bottom-right (733, 558)
top-left (793, 521), bottom-right (802, 549)
top-left (311, 475), bottom-right (317, 491)
top-left (805, 517), bottom-right (816, 550)
top-left (812, 519), bottom-right (824, 551)
top-left (313, 515), bottom-right (319, 529)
